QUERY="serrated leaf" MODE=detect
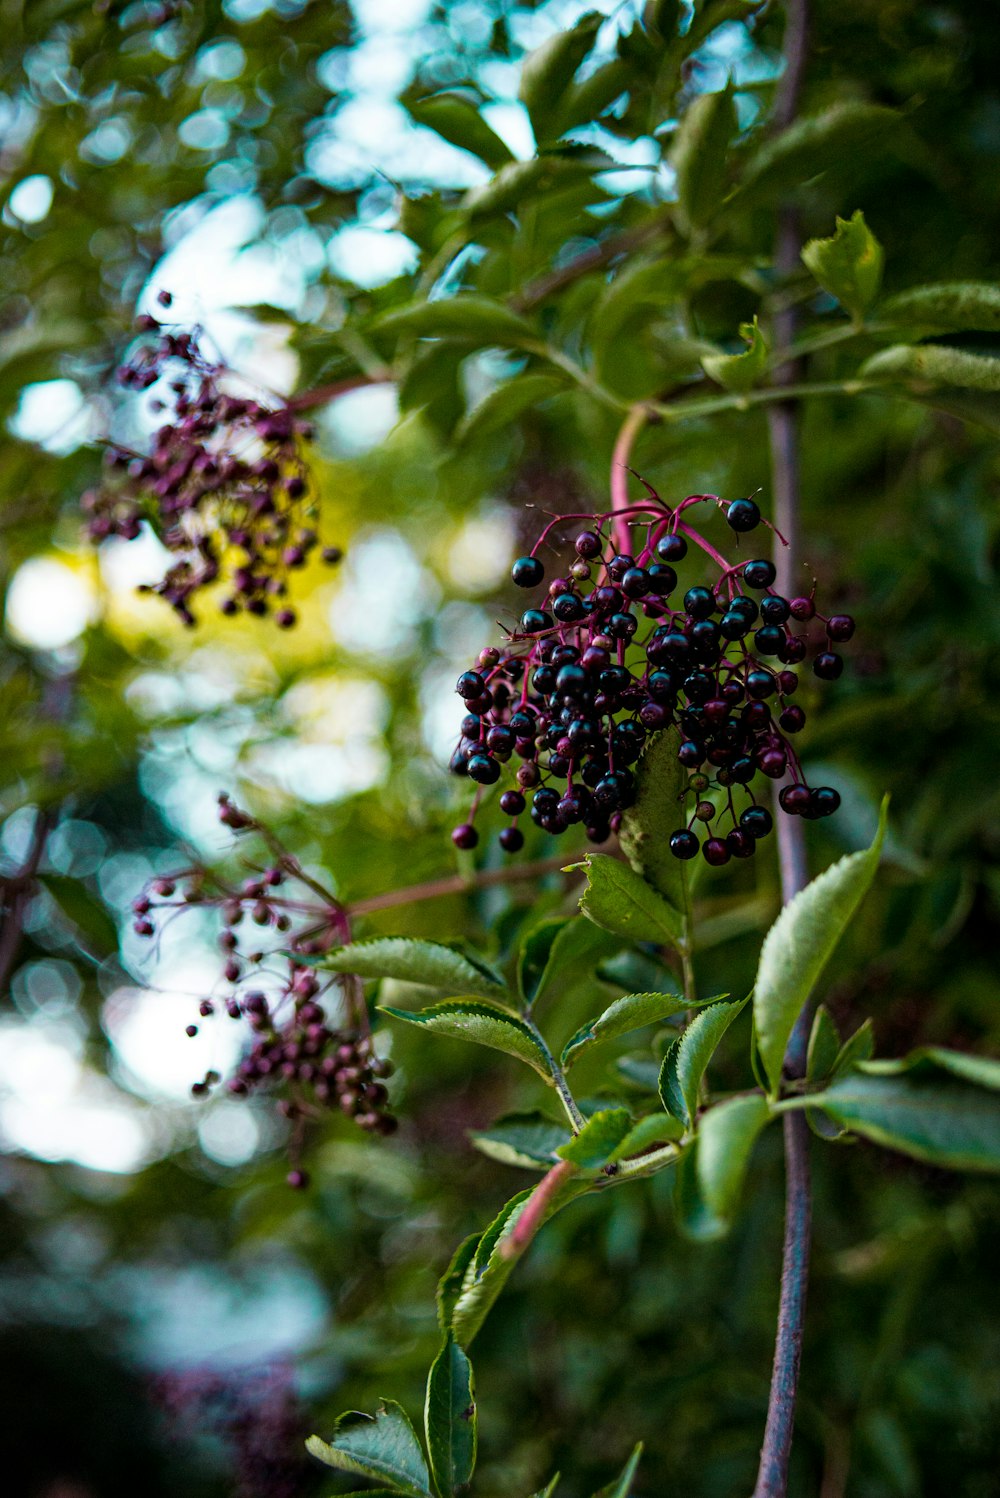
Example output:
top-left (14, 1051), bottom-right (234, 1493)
top-left (306, 1402), bottom-right (431, 1496)
top-left (469, 1112), bottom-right (571, 1171)
top-left (437, 1235), bottom-right (480, 1333)
top-left (376, 296), bottom-right (536, 347)
top-left (801, 210), bottom-right (884, 321)
top-left (858, 1047), bottom-right (1000, 1090)
top-left (519, 12), bottom-right (603, 145)
top-left (671, 86), bottom-right (737, 230)
top-left (618, 726), bottom-right (689, 914)
top-left (861, 343), bottom-right (1000, 392)
top-left (519, 917), bottom-right (616, 1009)
top-left (557, 1107), bottom-right (633, 1169)
top-left (739, 104), bottom-right (904, 201)
top-left (695, 1094), bottom-right (771, 1223)
top-left (574, 853), bottom-right (685, 950)
top-left (324, 938), bottom-right (507, 999)
top-left (754, 799), bottom-right (888, 1095)
top-left (806, 1005), bottom-right (842, 1084)
top-left (457, 372), bottom-right (565, 447)
top-left (38, 874), bottom-right (118, 957)
top-left (425, 1335), bottom-right (476, 1498)
top-left (701, 315), bottom-right (768, 392)
top-left (609, 1111), bottom-right (684, 1160)
top-left (659, 997), bottom-right (746, 1125)
top-left (879, 282), bottom-right (1000, 335)
top-left (449, 1178), bottom-right (586, 1345)
top-left (809, 1072), bottom-right (1000, 1172)
top-left (591, 1443), bottom-right (643, 1498)
top-left (561, 989), bottom-right (690, 1070)
top-left (406, 93), bottom-right (514, 170)
top-left (832, 1018), bottom-right (875, 1078)
top-left (380, 1000), bottom-right (555, 1080)
top-left (615, 1055), bottom-right (662, 1091)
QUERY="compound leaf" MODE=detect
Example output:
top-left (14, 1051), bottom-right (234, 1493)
top-left (380, 1000), bottom-right (554, 1080)
top-left (659, 997), bottom-right (745, 1126)
top-left (326, 938), bottom-right (507, 999)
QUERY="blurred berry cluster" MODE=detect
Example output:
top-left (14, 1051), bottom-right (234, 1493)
top-left (451, 492), bottom-right (853, 864)
top-left (83, 293), bottom-right (342, 625)
top-left (157, 1364), bottom-right (310, 1498)
top-left (133, 794), bottom-right (395, 1182)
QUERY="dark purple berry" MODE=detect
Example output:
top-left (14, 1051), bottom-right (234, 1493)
top-left (789, 596), bottom-right (815, 621)
top-left (656, 533), bottom-right (687, 562)
top-left (575, 530), bottom-right (602, 558)
top-left (827, 614), bottom-right (855, 642)
top-left (740, 805), bottom-right (772, 838)
top-left (452, 823), bottom-right (479, 849)
top-left (467, 753), bottom-right (501, 785)
top-left (683, 585), bottom-right (715, 619)
top-left (499, 789), bottom-right (525, 815)
top-left (726, 498), bottom-right (760, 532)
top-left (512, 556), bottom-right (544, 587)
top-left (814, 651), bottom-right (844, 680)
top-left (521, 609), bottom-right (552, 634)
top-left (457, 671), bottom-right (484, 699)
top-left (669, 829), bottom-right (699, 859)
top-left (779, 784), bottom-right (811, 815)
top-left (499, 826), bottom-right (525, 852)
top-left (727, 828), bottom-right (756, 858)
top-left (743, 559), bottom-right (776, 589)
top-left (702, 838), bottom-right (730, 866)
top-left (779, 704), bottom-right (806, 733)
top-left (811, 786), bottom-right (841, 817)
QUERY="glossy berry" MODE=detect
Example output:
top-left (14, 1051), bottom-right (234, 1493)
top-left (452, 823), bottom-right (478, 849)
top-left (727, 498), bottom-right (760, 532)
top-left (814, 651), bottom-right (844, 680)
top-left (684, 585), bottom-right (715, 619)
top-left (760, 595), bottom-right (791, 625)
top-left (727, 828), bottom-right (756, 859)
top-left (467, 753), bottom-right (501, 785)
top-left (656, 533), bottom-right (688, 562)
top-left (456, 671), bottom-right (484, 699)
top-left (779, 704), bottom-right (806, 733)
top-left (647, 563), bottom-right (676, 595)
top-left (827, 614), bottom-right (856, 641)
top-left (779, 784), bottom-right (811, 815)
top-left (521, 609), bottom-right (552, 634)
top-left (743, 558), bottom-right (776, 589)
top-left (575, 530), bottom-right (602, 558)
top-left (499, 826), bottom-right (525, 852)
top-left (669, 829), bottom-right (699, 860)
top-left (702, 837), bottom-right (730, 866)
top-left (512, 555), bottom-right (544, 587)
top-left (789, 596), bottom-right (815, 621)
top-left (811, 786), bottom-right (841, 817)
top-left (754, 626), bottom-right (785, 656)
top-left (499, 789), bottom-right (525, 815)
top-left (740, 805), bottom-right (772, 838)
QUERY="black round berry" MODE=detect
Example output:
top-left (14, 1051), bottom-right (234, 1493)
top-left (779, 784), bottom-right (811, 815)
top-left (521, 609), bottom-right (552, 634)
top-left (827, 614), bottom-right (855, 642)
top-left (669, 829), bottom-right (699, 860)
top-left (778, 704), bottom-right (806, 733)
top-left (608, 553), bottom-right (634, 583)
top-left (575, 530), bottom-right (602, 558)
top-left (740, 805), bottom-right (772, 838)
top-left (656, 533), bottom-right (687, 562)
top-left (702, 837), bottom-right (730, 866)
top-left (813, 651), bottom-right (844, 680)
top-left (754, 625), bottom-right (785, 656)
top-left (811, 786), bottom-right (841, 817)
top-left (456, 671), bottom-right (484, 699)
top-left (727, 498), bottom-right (760, 533)
top-left (646, 563), bottom-right (677, 595)
top-left (743, 559), bottom-right (776, 590)
top-left (552, 592), bottom-right (585, 622)
top-left (467, 753), bottom-right (501, 785)
top-left (746, 670), bottom-right (776, 699)
top-left (683, 585), bottom-right (715, 619)
top-left (621, 567), bottom-right (650, 599)
top-left (452, 823), bottom-right (479, 849)
top-left (727, 828), bottom-right (756, 859)
top-left (512, 555), bottom-right (544, 587)
top-left (499, 826), bottom-right (525, 852)
top-left (760, 595), bottom-right (791, 625)
top-left (720, 611), bottom-right (749, 640)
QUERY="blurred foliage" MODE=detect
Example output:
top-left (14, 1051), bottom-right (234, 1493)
top-left (3, 1), bottom-right (1000, 1496)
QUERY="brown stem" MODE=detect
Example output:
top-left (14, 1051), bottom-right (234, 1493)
top-left (286, 373), bottom-right (391, 412)
top-left (345, 851), bottom-right (584, 919)
top-left (754, 5), bottom-right (813, 1496)
top-left (511, 218), bottom-right (669, 313)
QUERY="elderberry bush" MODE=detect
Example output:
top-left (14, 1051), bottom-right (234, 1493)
top-left (450, 489), bottom-right (854, 865)
top-left (83, 295), bottom-right (343, 625)
top-left (132, 794), bottom-right (396, 1182)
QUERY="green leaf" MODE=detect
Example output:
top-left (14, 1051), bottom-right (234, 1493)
top-left (618, 726), bottom-right (689, 914)
top-left (739, 104), bottom-right (904, 201)
top-left (672, 1143), bottom-right (724, 1241)
top-left (324, 938), bottom-right (507, 1000)
top-left (518, 917), bottom-right (616, 1010)
top-left (457, 373), bottom-right (566, 447)
top-left (406, 93), bottom-right (514, 171)
top-left (557, 1107), bottom-right (633, 1170)
top-left (879, 282), bottom-right (1000, 335)
top-left (809, 1071), bottom-right (1000, 1172)
top-left (659, 997), bottom-right (746, 1126)
top-left (425, 1335), bottom-right (476, 1498)
top-left (801, 210), bottom-right (884, 321)
top-left (701, 315), bottom-right (768, 392)
top-left (398, 342), bottom-right (466, 438)
top-left (519, 12), bottom-right (603, 146)
top-left (449, 1180), bottom-right (586, 1346)
top-left (861, 342), bottom-right (1000, 392)
top-left (609, 1111), bottom-right (684, 1160)
top-left (857, 1047), bottom-right (1000, 1090)
top-left (753, 799), bottom-right (888, 1095)
top-left (671, 86), bottom-right (737, 230)
top-left (695, 1094), bottom-right (771, 1223)
top-left (437, 1235), bottom-right (481, 1333)
top-left (561, 989), bottom-right (690, 1070)
top-left (38, 873), bottom-right (118, 958)
top-left (380, 1000), bottom-right (555, 1080)
top-left (831, 1018), bottom-right (875, 1078)
top-left (530, 1479), bottom-right (560, 1498)
top-left (376, 296), bottom-right (536, 348)
top-left (591, 1443), bottom-right (643, 1498)
top-left (806, 1005), bottom-right (842, 1084)
top-left (574, 853), bottom-right (685, 950)
top-left (306, 1402), bottom-right (431, 1496)
top-left (469, 1112), bottom-right (571, 1171)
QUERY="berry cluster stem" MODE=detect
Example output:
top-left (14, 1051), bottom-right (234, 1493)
top-left (610, 404), bottom-right (650, 554)
top-left (754, 4), bottom-right (814, 1496)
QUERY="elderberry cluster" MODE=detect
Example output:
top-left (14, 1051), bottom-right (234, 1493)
top-left (450, 493), bottom-right (854, 865)
top-left (83, 293), bottom-right (342, 625)
top-left (133, 795), bottom-right (396, 1177)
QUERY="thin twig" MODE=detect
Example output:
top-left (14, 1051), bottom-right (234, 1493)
top-left (345, 851), bottom-right (585, 919)
top-left (610, 405), bottom-right (651, 554)
top-left (511, 218), bottom-right (670, 313)
top-left (754, 4), bottom-right (813, 1495)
